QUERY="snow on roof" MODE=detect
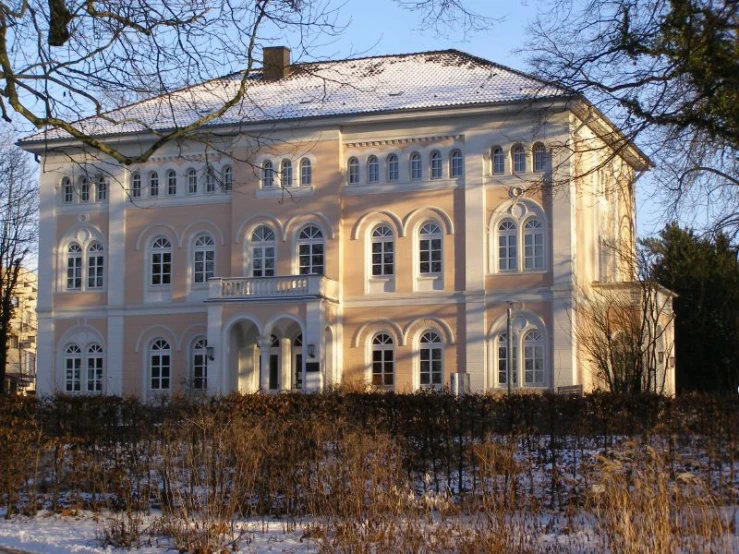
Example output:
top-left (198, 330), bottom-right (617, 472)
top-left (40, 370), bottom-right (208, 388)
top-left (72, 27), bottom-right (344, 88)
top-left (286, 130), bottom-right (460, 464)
top-left (23, 50), bottom-right (568, 143)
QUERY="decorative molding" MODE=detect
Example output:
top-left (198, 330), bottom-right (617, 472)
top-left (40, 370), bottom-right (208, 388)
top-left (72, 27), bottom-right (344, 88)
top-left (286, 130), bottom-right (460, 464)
top-left (344, 134), bottom-right (463, 148)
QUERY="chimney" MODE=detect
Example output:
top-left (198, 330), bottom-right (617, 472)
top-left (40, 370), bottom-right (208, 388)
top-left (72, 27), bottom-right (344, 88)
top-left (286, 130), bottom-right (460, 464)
top-left (262, 46), bottom-right (291, 81)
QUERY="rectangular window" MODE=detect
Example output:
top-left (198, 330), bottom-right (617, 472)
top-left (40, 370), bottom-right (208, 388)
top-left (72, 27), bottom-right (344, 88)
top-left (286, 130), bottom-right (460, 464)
top-left (67, 257), bottom-right (82, 290)
top-left (419, 238), bottom-right (442, 274)
top-left (253, 246), bottom-right (275, 277)
top-left (87, 357), bottom-right (103, 392)
top-left (150, 174), bottom-right (159, 197)
top-left (151, 252), bottom-right (171, 286)
top-left (372, 350), bottom-right (394, 387)
top-left (193, 250), bottom-right (215, 284)
top-left (96, 179), bottom-right (108, 201)
top-left (525, 345), bottom-right (544, 385)
top-left (150, 354), bottom-right (170, 390)
top-left (66, 357), bottom-right (81, 392)
top-left (524, 234), bottom-right (544, 270)
top-left (499, 236), bottom-right (517, 271)
top-left (371, 241), bottom-right (394, 276)
top-left (88, 255), bottom-right (104, 288)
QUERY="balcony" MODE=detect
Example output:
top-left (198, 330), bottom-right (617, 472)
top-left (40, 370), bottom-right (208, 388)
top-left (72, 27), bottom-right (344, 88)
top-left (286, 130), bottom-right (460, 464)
top-left (208, 275), bottom-right (340, 303)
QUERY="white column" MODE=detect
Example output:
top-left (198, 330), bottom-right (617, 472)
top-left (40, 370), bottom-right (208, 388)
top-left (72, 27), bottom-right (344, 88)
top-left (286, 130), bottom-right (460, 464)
top-left (36, 317), bottom-right (55, 395)
top-left (258, 337), bottom-right (271, 391)
top-left (304, 300), bottom-right (324, 392)
top-left (36, 163), bottom-right (56, 395)
top-left (280, 337), bottom-right (291, 391)
top-left (207, 303), bottom-right (223, 394)
top-left (106, 314), bottom-right (124, 395)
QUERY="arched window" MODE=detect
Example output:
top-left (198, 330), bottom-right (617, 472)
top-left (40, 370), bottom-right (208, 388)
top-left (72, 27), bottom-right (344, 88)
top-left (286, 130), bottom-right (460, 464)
top-left (367, 155), bottom-right (379, 183)
top-left (450, 150), bottom-right (463, 178)
top-left (206, 168), bottom-right (217, 193)
top-left (524, 219), bottom-right (545, 270)
top-left (262, 161), bottom-right (274, 188)
top-left (96, 177), bottom-right (108, 201)
top-left (166, 170), bottom-right (177, 195)
top-left (348, 157), bottom-right (359, 184)
top-left (497, 333), bottom-right (518, 386)
top-left (62, 177), bottom-right (73, 203)
top-left (419, 331), bottom-right (443, 390)
top-left (66, 243), bottom-right (83, 290)
top-left (419, 222), bottom-right (442, 275)
top-left (524, 330), bottom-right (545, 385)
top-left (80, 177), bottom-right (90, 202)
top-left (150, 236), bottom-right (172, 287)
top-left (132, 172), bottom-right (142, 198)
top-left (297, 225), bottom-right (324, 275)
top-left (192, 234), bottom-right (215, 285)
top-left (251, 225), bottom-right (276, 277)
top-left (86, 344), bottom-right (104, 392)
top-left (492, 146), bottom-right (505, 175)
top-left (300, 159), bottom-right (311, 186)
top-left (533, 143), bottom-right (547, 172)
top-left (64, 344), bottom-right (82, 392)
top-left (371, 225), bottom-right (394, 277)
top-left (223, 166), bottom-right (233, 191)
top-left (498, 219), bottom-right (517, 272)
top-left (371, 333), bottom-right (394, 389)
top-left (387, 154), bottom-right (399, 182)
top-left (430, 151), bottom-right (442, 179)
top-left (191, 337), bottom-right (207, 390)
top-left (410, 152), bottom-right (422, 180)
top-left (187, 168), bottom-right (198, 194)
top-left (149, 338), bottom-right (171, 391)
top-left (149, 171), bottom-right (159, 197)
top-left (512, 144), bottom-right (526, 174)
top-left (87, 242), bottom-right (105, 289)
top-left (281, 159), bottom-right (293, 187)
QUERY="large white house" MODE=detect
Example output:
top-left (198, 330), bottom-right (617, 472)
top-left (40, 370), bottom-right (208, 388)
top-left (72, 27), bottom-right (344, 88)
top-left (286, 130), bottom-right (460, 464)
top-left (21, 48), bottom-right (675, 398)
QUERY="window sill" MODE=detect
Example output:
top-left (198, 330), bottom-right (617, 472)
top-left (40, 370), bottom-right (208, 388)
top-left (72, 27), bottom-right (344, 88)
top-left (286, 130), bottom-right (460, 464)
top-left (345, 179), bottom-right (461, 196)
top-left (256, 186), bottom-right (314, 199)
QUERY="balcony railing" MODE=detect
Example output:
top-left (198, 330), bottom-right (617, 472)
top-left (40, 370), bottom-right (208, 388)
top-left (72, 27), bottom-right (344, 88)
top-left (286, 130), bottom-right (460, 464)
top-left (208, 275), bottom-right (339, 303)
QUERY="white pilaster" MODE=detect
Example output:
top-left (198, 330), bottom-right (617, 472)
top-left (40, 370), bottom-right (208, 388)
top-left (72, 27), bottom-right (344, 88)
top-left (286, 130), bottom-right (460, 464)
top-left (106, 314), bottom-right (124, 395)
top-left (36, 163), bottom-right (57, 394)
top-left (305, 300), bottom-right (324, 392)
top-left (279, 337), bottom-right (291, 391)
top-left (258, 337), bottom-right (271, 391)
top-left (207, 303), bottom-right (223, 394)
top-left (35, 317), bottom-right (55, 395)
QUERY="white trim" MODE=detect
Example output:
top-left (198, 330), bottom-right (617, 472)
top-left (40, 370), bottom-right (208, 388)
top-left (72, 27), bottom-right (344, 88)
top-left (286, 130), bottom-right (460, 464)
top-left (351, 319), bottom-right (405, 348)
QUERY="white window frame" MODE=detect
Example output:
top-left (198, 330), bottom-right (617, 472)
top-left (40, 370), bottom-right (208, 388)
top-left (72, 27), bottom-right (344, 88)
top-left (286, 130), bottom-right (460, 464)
top-left (410, 152), bottom-right (422, 180)
top-left (370, 225), bottom-right (394, 277)
top-left (205, 168), bottom-right (217, 193)
top-left (149, 171), bottom-right (159, 197)
top-left (187, 168), bottom-right (198, 194)
top-left (450, 150), bottom-right (463, 178)
top-left (61, 177), bottom-right (73, 204)
top-left (297, 224), bottom-right (324, 275)
top-left (66, 243), bottom-right (83, 290)
top-left (524, 218), bottom-right (545, 270)
top-left (281, 159), bottom-right (293, 187)
top-left (371, 333), bottom-right (394, 390)
top-left (418, 221), bottom-right (443, 275)
top-left (192, 234), bottom-right (215, 286)
top-left (131, 172), bottom-right (142, 199)
top-left (86, 344), bottom-right (104, 393)
top-left (490, 204), bottom-right (548, 274)
top-left (64, 344), bottom-right (82, 392)
top-left (512, 144), bottom-right (526, 174)
top-left (497, 332), bottom-right (518, 386)
top-left (524, 330), bottom-right (545, 386)
top-left (367, 155), bottom-right (379, 183)
top-left (430, 150), bottom-right (442, 179)
top-left (64, 343), bottom-right (105, 394)
top-left (149, 338), bottom-right (171, 392)
top-left (190, 337), bottom-right (208, 390)
top-left (418, 331), bottom-right (443, 390)
top-left (262, 161), bottom-right (274, 188)
top-left (387, 154), bottom-right (399, 182)
top-left (80, 177), bottom-right (90, 202)
top-left (348, 157), bottom-right (359, 185)
top-left (492, 146), bottom-right (505, 175)
top-left (491, 319), bottom-right (548, 389)
top-left (300, 159), bottom-right (311, 186)
top-left (497, 219), bottom-right (518, 272)
top-left (167, 169), bottom-right (178, 196)
top-left (150, 236), bottom-right (172, 288)
top-left (222, 166), bottom-right (233, 191)
top-left (87, 241), bottom-right (105, 289)
top-left (533, 143), bottom-right (547, 172)
top-left (95, 176), bottom-right (108, 202)
top-left (251, 225), bottom-right (277, 277)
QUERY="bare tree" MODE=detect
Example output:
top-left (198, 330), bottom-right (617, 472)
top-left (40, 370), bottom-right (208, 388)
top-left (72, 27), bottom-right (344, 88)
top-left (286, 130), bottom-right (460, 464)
top-left (0, 135), bottom-right (37, 394)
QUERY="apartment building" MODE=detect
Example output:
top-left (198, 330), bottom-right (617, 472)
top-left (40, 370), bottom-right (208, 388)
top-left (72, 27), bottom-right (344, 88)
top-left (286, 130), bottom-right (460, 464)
top-left (21, 49), bottom-right (675, 398)
top-left (4, 269), bottom-right (37, 394)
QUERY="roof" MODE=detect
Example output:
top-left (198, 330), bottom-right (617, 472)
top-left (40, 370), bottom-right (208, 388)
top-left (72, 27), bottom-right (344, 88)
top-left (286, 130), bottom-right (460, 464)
top-left (22, 50), bottom-right (569, 144)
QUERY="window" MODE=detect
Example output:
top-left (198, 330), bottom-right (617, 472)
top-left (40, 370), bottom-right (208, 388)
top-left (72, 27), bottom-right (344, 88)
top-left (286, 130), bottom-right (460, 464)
top-left (371, 333), bottom-right (394, 389)
top-left (533, 143), bottom-right (547, 172)
top-left (430, 151), bottom-right (442, 179)
top-left (512, 144), bottom-right (526, 174)
top-left (419, 222), bottom-right (442, 275)
top-left (252, 225), bottom-right (276, 277)
top-left (86, 344), bottom-right (104, 392)
top-left (65, 345), bottom-right (82, 392)
top-left (167, 170), bottom-right (177, 195)
top-left (223, 166), bottom-right (233, 191)
top-left (348, 157), bottom-right (359, 184)
top-left (410, 152), bottom-right (422, 180)
top-left (498, 220), bottom-right (517, 272)
top-left (62, 177), bottom-right (73, 203)
top-left (66, 243), bottom-right (82, 290)
top-left (300, 159), bottom-right (311, 186)
top-left (149, 339), bottom-right (171, 391)
top-left (371, 225), bottom-right (394, 277)
top-left (191, 337), bottom-right (207, 390)
top-left (450, 150), bottom-right (463, 178)
top-left (87, 242), bottom-right (105, 289)
top-left (281, 159), bottom-right (293, 187)
top-left (132, 172), bottom-right (142, 198)
top-left (262, 161), bottom-right (274, 188)
top-left (419, 331), bottom-right (443, 390)
top-left (387, 154), bottom-right (399, 182)
top-left (497, 333), bottom-right (518, 385)
top-left (368, 155), bottom-right (379, 183)
top-left (192, 234), bottom-right (215, 285)
top-left (524, 219), bottom-right (545, 270)
top-left (150, 237), bottom-right (172, 287)
top-left (206, 168), bottom-right (217, 193)
top-left (297, 225), bottom-right (324, 275)
top-left (524, 330), bottom-right (545, 385)
top-left (492, 146), bottom-right (505, 175)
top-left (95, 177), bottom-right (107, 201)
top-left (149, 171), bottom-right (159, 197)
top-left (187, 168), bottom-right (198, 194)
top-left (80, 177), bottom-right (90, 202)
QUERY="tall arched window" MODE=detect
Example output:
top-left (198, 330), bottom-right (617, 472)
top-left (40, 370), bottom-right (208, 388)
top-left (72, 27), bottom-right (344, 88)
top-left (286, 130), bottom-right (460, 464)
top-left (367, 155), bottom-right (379, 183)
top-left (497, 333), bottom-right (517, 386)
top-left (131, 172), bottom-right (142, 198)
top-left (166, 170), bottom-right (177, 195)
top-left (65, 344), bottom-right (82, 392)
top-left (96, 177), bottom-right (108, 201)
top-left (206, 168), bottom-right (217, 193)
top-left (80, 177), bottom-right (90, 202)
top-left (419, 331), bottom-right (443, 390)
top-left (187, 168), bottom-right (198, 194)
top-left (371, 225), bottom-right (394, 276)
top-left (223, 166), bottom-right (233, 191)
top-left (87, 242), bottom-right (105, 289)
top-left (297, 225), bottom-right (324, 275)
top-left (191, 337), bottom-right (207, 390)
top-left (251, 225), bottom-right (276, 277)
top-left (348, 157), bottom-right (359, 184)
top-left (512, 144), bottom-right (526, 174)
top-left (66, 243), bottom-right (83, 290)
top-left (492, 146), bottom-right (505, 175)
top-left (498, 220), bottom-right (517, 272)
top-left (192, 235), bottom-right (215, 285)
top-left (149, 338), bottom-right (171, 391)
top-left (300, 159), bottom-right (311, 186)
top-left (410, 152), bottom-right (422, 180)
top-left (418, 222), bottom-right (442, 275)
top-left (149, 171), bottom-right (159, 197)
top-left (150, 237), bottom-right (172, 287)
top-left (524, 330), bottom-right (545, 385)
top-left (262, 161), bottom-right (274, 188)
top-left (450, 150), bottom-right (463, 178)
top-left (62, 177), bottom-right (73, 203)
top-left (430, 151), bottom-right (442, 179)
top-left (281, 159), bottom-right (293, 187)
top-left (524, 219), bottom-right (545, 270)
top-left (533, 143), bottom-right (547, 172)
top-left (371, 333), bottom-right (394, 389)
top-left (387, 154), bottom-right (399, 182)
top-left (86, 344), bottom-right (104, 392)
